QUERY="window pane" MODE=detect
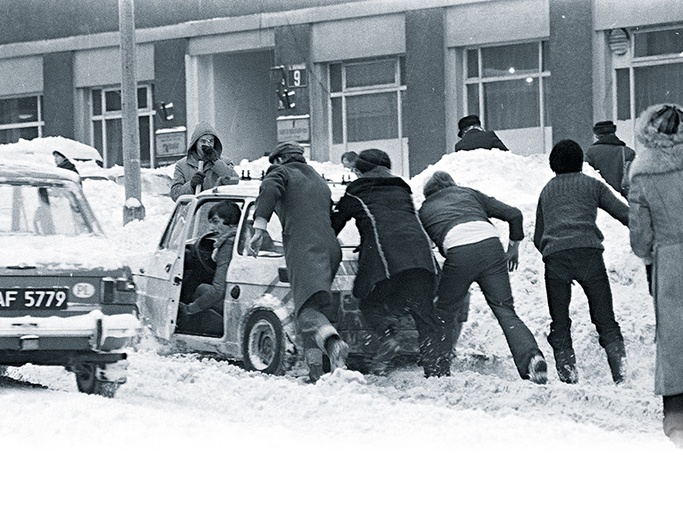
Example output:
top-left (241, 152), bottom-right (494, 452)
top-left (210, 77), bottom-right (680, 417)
top-left (93, 121), bottom-right (103, 160)
top-left (634, 62), bottom-right (683, 114)
top-left (482, 42), bottom-right (538, 77)
top-left (105, 90), bottom-right (122, 112)
top-left (331, 97), bottom-right (343, 144)
top-left (330, 63), bottom-right (342, 93)
top-left (467, 49), bottom-right (479, 78)
top-left (634, 28), bottom-right (683, 57)
top-left (346, 92), bottom-right (398, 141)
top-left (346, 59), bottom-right (395, 88)
top-left (399, 56), bottom-right (406, 86)
top-left (137, 87), bottom-right (148, 109)
top-left (0, 96), bottom-right (38, 124)
top-left (466, 84), bottom-right (479, 116)
top-left (542, 76), bottom-right (551, 126)
top-left (616, 68), bottom-right (631, 121)
top-left (92, 89), bottom-right (102, 115)
top-left (105, 118), bottom-right (123, 168)
top-left (0, 127), bottom-right (38, 144)
top-left (542, 40), bottom-right (550, 71)
top-left (139, 115), bottom-right (151, 167)
top-left (484, 78), bottom-right (540, 130)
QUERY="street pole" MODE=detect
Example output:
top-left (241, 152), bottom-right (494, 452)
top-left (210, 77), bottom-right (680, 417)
top-left (119, 0), bottom-right (145, 224)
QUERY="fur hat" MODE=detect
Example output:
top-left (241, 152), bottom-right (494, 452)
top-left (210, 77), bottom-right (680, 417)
top-left (355, 148), bottom-right (391, 173)
top-left (268, 141), bottom-right (304, 163)
top-left (549, 139), bottom-right (584, 174)
top-left (458, 115), bottom-right (481, 138)
top-left (635, 103), bottom-right (683, 149)
top-left (593, 120), bottom-right (617, 135)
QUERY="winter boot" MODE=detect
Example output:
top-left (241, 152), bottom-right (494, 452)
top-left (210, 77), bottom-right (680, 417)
top-left (553, 347), bottom-right (578, 384)
top-left (604, 341), bottom-right (626, 384)
top-left (527, 354), bottom-right (548, 385)
top-left (368, 332), bottom-right (401, 375)
top-left (324, 335), bottom-right (349, 373)
top-left (305, 347), bottom-right (324, 383)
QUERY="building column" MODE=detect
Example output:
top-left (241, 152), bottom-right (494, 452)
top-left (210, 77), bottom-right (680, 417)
top-left (43, 52), bottom-right (75, 140)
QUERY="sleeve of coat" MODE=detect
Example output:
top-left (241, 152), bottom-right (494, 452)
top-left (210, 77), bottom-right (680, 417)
top-left (533, 196), bottom-right (544, 253)
top-left (474, 189), bottom-right (524, 241)
top-left (253, 167), bottom-right (288, 222)
top-left (211, 158), bottom-right (240, 185)
top-left (170, 161), bottom-right (194, 201)
top-left (597, 180), bottom-right (629, 226)
top-left (491, 132), bottom-right (509, 151)
top-left (330, 194), bottom-right (356, 235)
top-left (628, 176), bottom-right (654, 262)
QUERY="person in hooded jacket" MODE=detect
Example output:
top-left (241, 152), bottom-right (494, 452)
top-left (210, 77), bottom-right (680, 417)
top-left (628, 103), bottom-right (683, 449)
top-left (585, 120), bottom-right (636, 198)
top-left (331, 149), bottom-right (446, 377)
top-left (454, 115), bottom-right (508, 152)
top-left (248, 141), bottom-right (348, 383)
top-left (170, 122), bottom-right (239, 201)
top-left (419, 170), bottom-right (547, 384)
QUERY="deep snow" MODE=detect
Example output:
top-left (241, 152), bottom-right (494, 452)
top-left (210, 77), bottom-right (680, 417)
top-left (1, 137), bottom-right (680, 518)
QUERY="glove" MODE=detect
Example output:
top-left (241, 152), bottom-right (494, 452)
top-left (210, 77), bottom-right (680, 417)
top-left (201, 146), bottom-right (220, 163)
top-left (190, 171), bottom-right (205, 189)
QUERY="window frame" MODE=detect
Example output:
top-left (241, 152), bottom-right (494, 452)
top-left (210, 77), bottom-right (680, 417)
top-left (0, 94), bottom-right (44, 143)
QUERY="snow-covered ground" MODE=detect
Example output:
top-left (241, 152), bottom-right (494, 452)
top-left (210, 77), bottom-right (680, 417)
top-left (1, 137), bottom-right (680, 518)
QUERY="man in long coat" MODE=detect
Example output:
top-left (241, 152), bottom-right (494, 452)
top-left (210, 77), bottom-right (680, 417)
top-left (454, 115), bottom-right (508, 152)
top-left (249, 141), bottom-right (347, 382)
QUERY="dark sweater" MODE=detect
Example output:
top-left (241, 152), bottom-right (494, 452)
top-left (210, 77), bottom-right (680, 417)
top-left (533, 172), bottom-right (629, 258)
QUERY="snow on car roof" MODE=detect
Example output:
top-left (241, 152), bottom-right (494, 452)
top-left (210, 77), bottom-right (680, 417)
top-left (0, 160), bottom-right (81, 184)
top-left (200, 179), bottom-right (349, 200)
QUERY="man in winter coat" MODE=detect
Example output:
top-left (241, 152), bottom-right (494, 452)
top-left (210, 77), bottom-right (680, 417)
top-left (248, 141), bottom-right (348, 383)
top-left (454, 115), bottom-right (508, 152)
top-left (585, 120), bottom-right (636, 198)
top-left (331, 149), bottom-right (446, 377)
top-left (419, 171), bottom-right (547, 384)
top-left (170, 122), bottom-right (239, 201)
top-left (178, 201), bottom-right (241, 335)
top-left (534, 139), bottom-right (629, 385)
top-left (628, 103), bottom-right (683, 448)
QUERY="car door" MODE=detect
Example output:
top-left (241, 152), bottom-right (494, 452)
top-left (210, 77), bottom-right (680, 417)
top-left (136, 198), bottom-right (195, 340)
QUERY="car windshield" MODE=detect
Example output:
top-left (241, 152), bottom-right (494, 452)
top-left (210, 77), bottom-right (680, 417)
top-left (0, 183), bottom-right (95, 236)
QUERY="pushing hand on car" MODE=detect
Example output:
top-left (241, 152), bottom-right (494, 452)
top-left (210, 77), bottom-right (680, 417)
top-left (248, 228), bottom-right (265, 257)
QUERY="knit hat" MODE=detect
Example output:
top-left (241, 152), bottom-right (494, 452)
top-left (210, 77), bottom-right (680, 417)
top-left (354, 148), bottom-right (391, 174)
top-left (458, 115), bottom-right (481, 138)
top-left (593, 120), bottom-right (617, 135)
top-left (268, 141), bottom-right (304, 163)
top-left (549, 139), bottom-right (584, 174)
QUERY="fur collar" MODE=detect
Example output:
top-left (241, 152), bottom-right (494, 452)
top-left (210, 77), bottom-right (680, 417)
top-left (630, 103), bottom-right (683, 178)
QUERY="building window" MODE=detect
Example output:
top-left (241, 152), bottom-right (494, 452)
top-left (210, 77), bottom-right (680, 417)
top-left (464, 41), bottom-right (550, 131)
top-left (329, 57), bottom-right (406, 145)
top-left (0, 95), bottom-right (43, 144)
top-left (91, 85), bottom-right (155, 168)
top-left (619, 26), bottom-right (683, 120)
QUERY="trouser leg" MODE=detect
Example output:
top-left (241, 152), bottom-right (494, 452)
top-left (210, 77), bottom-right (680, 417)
top-left (663, 393), bottom-right (683, 448)
top-left (544, 270), bottom-right (577, 383)
top-left (297, 291), bottom-right (340, 381)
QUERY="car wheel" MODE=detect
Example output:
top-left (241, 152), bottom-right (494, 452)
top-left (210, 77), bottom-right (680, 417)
top-left (74, 363), bottom-right (120, 398)
top-left (243, 311), bottom-right (285, 375)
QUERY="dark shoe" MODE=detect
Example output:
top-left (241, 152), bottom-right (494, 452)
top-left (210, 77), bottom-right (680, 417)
top-left (368, 335), bottom-right (401, 375)
top-left (325, 336), bottom-right (348, 372)
top-left (308, 364), bottom-right (324, 383)
top-left (528, 354), bottom-right (548, 385)
top-left (554, 347), bottom-right (578, 384)
top-left (604, 342), bottom-right (626, 384)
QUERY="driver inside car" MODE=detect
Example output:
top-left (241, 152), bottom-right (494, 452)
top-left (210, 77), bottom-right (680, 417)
top-left (178, 201), bottom-right (241, 335)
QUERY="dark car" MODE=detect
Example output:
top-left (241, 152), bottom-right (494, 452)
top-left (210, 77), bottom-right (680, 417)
top-left (0, 161), bottom-right (140, 397)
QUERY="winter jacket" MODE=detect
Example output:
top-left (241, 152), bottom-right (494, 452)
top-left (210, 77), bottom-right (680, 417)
top-left (170, 122), bottom-right (238, 201)
top-left (455, 128), bottom-right (508, 152)
top-left (585, 133), bottom-right (636, 197)
top-left (534, 172), bottom-right (629, 258)
top-left (419, 185), bottom-right (524, 257)
top-left (186, 227), bottom-right (237, 314)
top-left (331, 166), bottom-right (439, 300)
top-left (254, 156), bottom-right (341, 314)
top-left (628, 103), bottom-right (683, 396)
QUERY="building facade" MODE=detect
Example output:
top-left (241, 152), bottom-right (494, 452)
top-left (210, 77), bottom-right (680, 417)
top-left (0, 0), bottom-right (681, 177)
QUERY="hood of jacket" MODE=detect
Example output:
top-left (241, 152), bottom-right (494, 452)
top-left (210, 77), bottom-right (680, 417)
top-left (187, 121), bottom-right (223, 156)
top-left (631, 104), bottom-right (683, 178)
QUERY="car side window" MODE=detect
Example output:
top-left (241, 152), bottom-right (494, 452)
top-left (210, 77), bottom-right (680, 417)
top-left (159, 201), bottom-right (191, 250)
top-left (238, 203), bottom-right (284, 256)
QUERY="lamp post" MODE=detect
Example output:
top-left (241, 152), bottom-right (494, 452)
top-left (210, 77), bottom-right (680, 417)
top-left (119, 0), bottom-right (145, 224)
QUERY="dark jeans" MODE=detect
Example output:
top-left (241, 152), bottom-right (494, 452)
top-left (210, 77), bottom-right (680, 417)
top-left (436, 238), bottom-right (541, 379)
top-left (543, 248), bottom-right (623, 352)
top-left (359, 268), bottom-right (447, 377)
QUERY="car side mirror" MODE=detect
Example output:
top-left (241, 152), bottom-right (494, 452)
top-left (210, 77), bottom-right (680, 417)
top-left (278, 267), bottom-right (289, 283)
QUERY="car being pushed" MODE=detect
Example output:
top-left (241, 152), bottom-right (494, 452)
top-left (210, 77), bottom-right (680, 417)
top-left (134, 181), bottom-right (420, 376)
top-left (0, 161), bottom-right (140, 397)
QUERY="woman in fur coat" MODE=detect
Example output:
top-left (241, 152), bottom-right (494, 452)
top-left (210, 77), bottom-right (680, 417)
top-left (628, 103), bottom-right (683, 448)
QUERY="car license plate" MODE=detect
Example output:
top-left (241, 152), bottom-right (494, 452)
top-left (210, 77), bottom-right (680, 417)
top-left (0, 288), bottom-right (69, 310)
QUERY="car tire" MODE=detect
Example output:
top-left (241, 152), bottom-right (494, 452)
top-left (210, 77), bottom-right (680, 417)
top-left (74, 363), bottom-right (120, 398)
top-left (242, 310), bottom-right (285, 375)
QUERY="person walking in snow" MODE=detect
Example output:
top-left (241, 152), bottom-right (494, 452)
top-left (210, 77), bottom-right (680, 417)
top-left (419, 170), bottom-right (547, 384)
top-left (331, 149), bottom-right (446, 377)
top-left (534, 139), bottom-right (629, 385)
top-left (170, 122), bottom-right (239, 201)
top-left (585, 120), bottom-right (636, 198)
top-left (248, 141), bottom-right (348, 383)
top-left (454, 115), bottom-right (508, 152)
top-left (628, 103), bottom-right (683, 448)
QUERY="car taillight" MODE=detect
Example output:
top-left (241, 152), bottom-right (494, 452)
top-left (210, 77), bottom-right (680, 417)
top-left (101, 277), bottom-right (136, 304)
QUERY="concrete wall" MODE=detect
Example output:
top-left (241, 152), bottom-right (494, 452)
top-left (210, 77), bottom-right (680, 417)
top-left (154, 39), bottom-right (187, 132)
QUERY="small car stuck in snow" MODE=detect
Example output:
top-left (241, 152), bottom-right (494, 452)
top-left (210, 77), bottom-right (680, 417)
top-left (0, 161), bottom-right (140, 397)
top-left (134, 182), bottom-right (420, 375)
